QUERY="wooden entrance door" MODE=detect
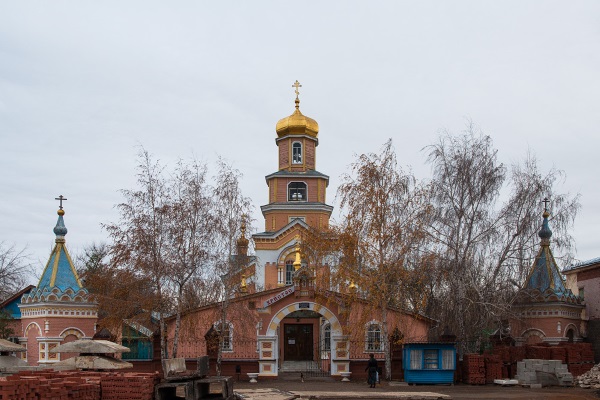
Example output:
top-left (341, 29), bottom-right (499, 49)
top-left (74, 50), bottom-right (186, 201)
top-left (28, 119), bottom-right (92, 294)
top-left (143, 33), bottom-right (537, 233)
top-left (284, 324), bottom-right (313, 361)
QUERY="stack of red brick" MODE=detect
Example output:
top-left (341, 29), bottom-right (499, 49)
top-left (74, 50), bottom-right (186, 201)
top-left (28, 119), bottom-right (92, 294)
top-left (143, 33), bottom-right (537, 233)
top-left (461, 354), bottom-right (485, 384)
top-left (0, 370), bottom-right (160, 400)
top-left (483, 354), bottom-right (502, 383)
top-left (100, 373), bottom-right (160, 400)
top-left (563, 343), bottom-right (595, 377)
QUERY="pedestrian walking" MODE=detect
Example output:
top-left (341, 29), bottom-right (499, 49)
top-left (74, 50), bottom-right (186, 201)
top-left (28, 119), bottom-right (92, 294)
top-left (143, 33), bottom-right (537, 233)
top-left (365, 353), bottom-right (378, 388)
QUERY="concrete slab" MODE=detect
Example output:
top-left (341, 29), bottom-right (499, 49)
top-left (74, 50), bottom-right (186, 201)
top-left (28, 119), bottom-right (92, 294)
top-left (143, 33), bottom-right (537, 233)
top-left (235, 388), bottom-right (297, 400)
top-left (290, 391), bottom-right (451, 399)
top-left (235, 388), bottom-right (451, 400)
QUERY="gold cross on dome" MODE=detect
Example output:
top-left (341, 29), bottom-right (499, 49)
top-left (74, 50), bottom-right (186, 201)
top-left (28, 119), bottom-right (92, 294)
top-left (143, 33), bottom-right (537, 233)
top-left (55, 195), bottom-right (67, 210)
top-left (292, 80), bottom-right (302, 99)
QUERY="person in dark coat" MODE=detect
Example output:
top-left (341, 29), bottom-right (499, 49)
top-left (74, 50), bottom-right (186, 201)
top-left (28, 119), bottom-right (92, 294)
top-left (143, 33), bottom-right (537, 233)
top-left (365, 353), bottom-right (378, 388)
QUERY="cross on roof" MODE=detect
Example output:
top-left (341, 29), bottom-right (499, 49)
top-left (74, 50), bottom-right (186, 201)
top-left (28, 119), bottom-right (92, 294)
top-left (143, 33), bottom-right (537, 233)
top-left (542, 197), bottom-right (550, 211)
top-left (55, 195), bottom-right (67, 210)
top-left (292, 80), bottom-right (302, 99)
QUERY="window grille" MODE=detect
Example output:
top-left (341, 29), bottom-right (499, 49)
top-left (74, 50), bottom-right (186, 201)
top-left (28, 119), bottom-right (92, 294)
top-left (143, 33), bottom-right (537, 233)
top-left (424, 349), bottom-right (439, 369)
top-left (366, 323), bottom-right (382, 351)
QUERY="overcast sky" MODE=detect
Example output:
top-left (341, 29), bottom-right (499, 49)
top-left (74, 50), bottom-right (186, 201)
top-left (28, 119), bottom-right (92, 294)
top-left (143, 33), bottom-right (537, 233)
top-left (1, 1), bottom-right (598, 280)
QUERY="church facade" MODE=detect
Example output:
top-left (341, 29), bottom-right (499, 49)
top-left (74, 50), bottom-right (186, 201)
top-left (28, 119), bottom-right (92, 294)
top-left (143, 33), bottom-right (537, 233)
top-left (166, 84), bottom-right (432, 378)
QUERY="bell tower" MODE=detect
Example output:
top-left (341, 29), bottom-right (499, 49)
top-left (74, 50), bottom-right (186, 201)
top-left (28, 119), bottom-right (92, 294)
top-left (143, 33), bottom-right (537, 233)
top-left (252, 82), bottom-right (333, 289)
top-left (261, 80), bottom-right (333, 232)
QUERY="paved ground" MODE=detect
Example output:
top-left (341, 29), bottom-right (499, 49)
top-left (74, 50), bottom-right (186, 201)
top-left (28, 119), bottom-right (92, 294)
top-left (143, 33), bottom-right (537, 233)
top-left (232, 377), bottom-right (600, 400)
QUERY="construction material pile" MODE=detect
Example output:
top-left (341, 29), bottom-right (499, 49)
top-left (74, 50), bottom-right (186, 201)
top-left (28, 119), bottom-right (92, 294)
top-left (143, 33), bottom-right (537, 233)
top-left (461, 354), bottom-right (485, 384)
top-left (490, 343), bottom-right (595, 378)
top-left (576, 363), bottom-right (600, 389)
top-left (0, 370), bottom-right (160, 400)
top-left (515, 359), bottom-right (573, 387)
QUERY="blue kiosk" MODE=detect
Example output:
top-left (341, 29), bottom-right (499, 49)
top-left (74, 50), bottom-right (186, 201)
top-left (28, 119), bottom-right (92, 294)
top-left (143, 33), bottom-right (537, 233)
top-left (403, 342), bottom-right (456, 384)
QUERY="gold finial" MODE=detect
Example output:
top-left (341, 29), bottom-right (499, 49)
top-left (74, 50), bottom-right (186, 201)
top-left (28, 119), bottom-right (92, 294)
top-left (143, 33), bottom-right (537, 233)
top-left (292, 80), bottom-right (302, 109)
top-left (240, 274), bottom-right (247, 293)
top-left (293, 235), bottom-right (302, 271)
top-left (240, 217), bottom-right (247, 238)
top-left (349, 280), bottom-right (357, 292)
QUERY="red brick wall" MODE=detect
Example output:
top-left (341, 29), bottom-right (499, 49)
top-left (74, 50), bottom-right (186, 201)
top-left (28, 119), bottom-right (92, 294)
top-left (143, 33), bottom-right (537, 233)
top-left (278, 140), bottom-right (289, 169)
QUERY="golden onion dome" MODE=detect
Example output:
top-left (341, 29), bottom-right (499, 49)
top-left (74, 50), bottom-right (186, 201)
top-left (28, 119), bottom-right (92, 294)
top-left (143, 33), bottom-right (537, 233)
top-left (276, 95), bottom-right (319, 138)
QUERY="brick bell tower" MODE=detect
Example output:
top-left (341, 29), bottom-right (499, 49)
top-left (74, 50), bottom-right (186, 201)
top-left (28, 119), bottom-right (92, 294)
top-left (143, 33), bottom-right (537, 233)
top-left (252, 81), bottom-right (333, 289)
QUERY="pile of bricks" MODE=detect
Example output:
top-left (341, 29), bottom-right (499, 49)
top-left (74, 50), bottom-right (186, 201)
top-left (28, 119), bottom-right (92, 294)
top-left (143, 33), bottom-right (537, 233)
top-left (526, 346), bottom-right (551, 360)
top-left (563, 343), bottom-right (595, 376)
top-left (0, 370), bottom-right (160, 400)
top-left (0, 371), bottom-right (101, 400)
top-left (549, 347), bottom-right (567, 363)
top-left (101, 373), bottom-right (160, 400)
top-left (461, 354), bottom-right (485, 384)
top-left (483, 354), bottom-right (502, 384)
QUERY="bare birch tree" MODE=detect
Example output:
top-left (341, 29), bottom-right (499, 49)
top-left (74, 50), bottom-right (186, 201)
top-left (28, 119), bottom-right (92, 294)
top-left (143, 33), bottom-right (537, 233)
top-left (166, 159), bottom-right (216, 358)
top-left (336, 140), bottom-right (433, 379)
top-left (0, 242), bottom-right (32, 302)
top-left (104, 149), bottom-right (172, 358)
top-left (425, 125), bottom-right (580, 354)
top-left (211, 159), bottom-right (253, 375)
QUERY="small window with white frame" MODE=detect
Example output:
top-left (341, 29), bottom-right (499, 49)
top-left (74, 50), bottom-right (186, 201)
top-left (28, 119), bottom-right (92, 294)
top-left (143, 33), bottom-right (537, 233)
top-left (214, 321), bottom-right (233, 351)
top-left (366, 322), bottom-right (382, 352)
top-left (292, 142), bottom-right (302, 164)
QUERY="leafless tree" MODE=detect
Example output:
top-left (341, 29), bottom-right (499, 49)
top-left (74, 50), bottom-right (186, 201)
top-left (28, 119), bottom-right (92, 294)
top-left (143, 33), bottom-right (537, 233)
top-left (104, 150), bottom-right (253, 361)
top-left (425, 124), bottom-right (580, 354)
top-left (335, 140), bottom-right (433, 379)
top-left (0, 242), bottom-right (33, 302)
top-left (211, 159), bottom-right (253, 375)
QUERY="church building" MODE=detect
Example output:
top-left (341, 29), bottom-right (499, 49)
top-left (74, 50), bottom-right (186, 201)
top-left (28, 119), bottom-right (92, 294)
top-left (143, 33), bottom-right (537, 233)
top-left (509, 203), bottom-right (584, 345)
top-left (7, 198), bottom-right (98, 365)
top-left (167, 82), bottom-right (432, 379)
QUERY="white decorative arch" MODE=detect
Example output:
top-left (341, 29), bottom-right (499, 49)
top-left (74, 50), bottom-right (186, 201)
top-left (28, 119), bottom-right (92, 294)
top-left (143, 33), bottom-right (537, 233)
top-left (59, 327), bottom-right (85, 339)
top-left (563, 323), bottom-right (579, 338)
top-left (265, 302), bottom-right (342, 336)
top-left (277, 245), bottom-right (298, 265)
top-left (24, 322), bottom-right (42, 337)
top-left (521, 328), bottom-right (546, 340)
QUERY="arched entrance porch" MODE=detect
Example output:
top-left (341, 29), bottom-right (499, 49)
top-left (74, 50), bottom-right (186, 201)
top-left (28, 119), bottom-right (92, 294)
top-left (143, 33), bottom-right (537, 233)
top-left (257, 301), bottom-right (349, 377)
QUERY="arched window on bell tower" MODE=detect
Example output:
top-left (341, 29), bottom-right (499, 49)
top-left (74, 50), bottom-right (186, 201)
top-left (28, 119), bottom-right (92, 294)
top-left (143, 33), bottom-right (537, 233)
top-left (288, 182), bottom-right (307, 201)
top-left (292, 142), bottom-right (302, 164)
